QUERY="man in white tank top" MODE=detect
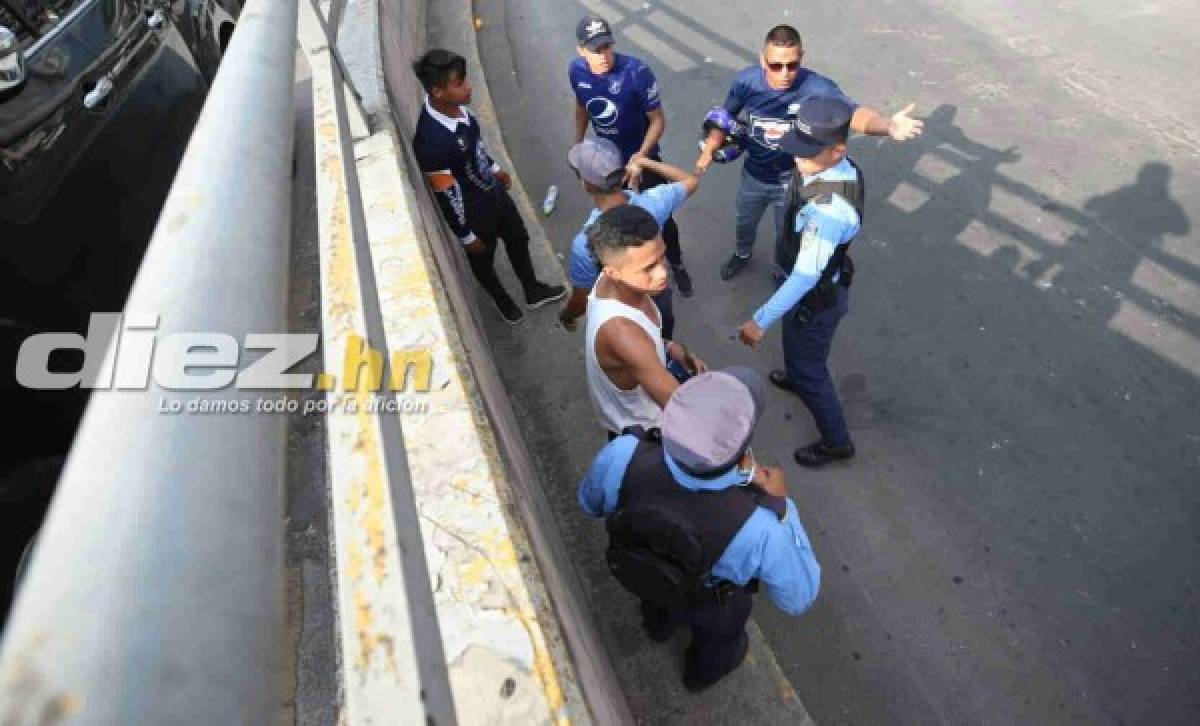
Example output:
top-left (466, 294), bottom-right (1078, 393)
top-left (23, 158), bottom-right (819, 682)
top-left (585, 205), bottom-right (708, 436)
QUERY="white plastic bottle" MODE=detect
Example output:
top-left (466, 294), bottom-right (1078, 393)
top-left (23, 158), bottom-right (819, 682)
top-left (542, 185), bottom-right (558, 216)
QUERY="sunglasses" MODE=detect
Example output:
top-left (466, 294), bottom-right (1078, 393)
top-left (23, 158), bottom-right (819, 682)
top-left (766, 61), bottom-right (800, 73)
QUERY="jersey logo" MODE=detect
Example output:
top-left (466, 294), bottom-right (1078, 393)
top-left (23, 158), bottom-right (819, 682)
top-left (456, 137), bottom-right (467, 151)
top-left (445, 183), bottom-right (466, 226)
top-left (787, 103), bottom-right (801, 116)
top-left (748, 114), bottom-right (792, 150)
top-left (609, 80), bottom-right (623, 95)
top-left (646, 81), bottom-right (659, 101)
top-left (474, 141), bottom-right (494, 181)
top-left (577, 81), bottom-right (592, 89)
top-left (587, 97), bottom-right (620, 127)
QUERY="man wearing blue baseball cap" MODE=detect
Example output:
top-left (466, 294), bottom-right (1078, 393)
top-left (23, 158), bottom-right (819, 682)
top-left (738, 96), bottom-right (864, 468)
top-left (570, 14), bottom-right (695, 296)
top-left (579, 367), bottom-right (820, 691)
top-left (695, 24), bottom-right (921, 281)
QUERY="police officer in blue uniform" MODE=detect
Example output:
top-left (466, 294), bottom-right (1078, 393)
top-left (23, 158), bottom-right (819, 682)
top-left (570, 15), bottom-right (694, 296)
top-left (739, 97), bottom-right (864, 468)
top-left (579, 367), bottom-right (820, 691)
top-left (695, 24), bottom-right (921, 281)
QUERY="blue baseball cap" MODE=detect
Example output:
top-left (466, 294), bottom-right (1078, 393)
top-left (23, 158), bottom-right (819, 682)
top-left (778, 96), bottom-right (854, 159)
top-left (576, 15), bottom-right (614, 51)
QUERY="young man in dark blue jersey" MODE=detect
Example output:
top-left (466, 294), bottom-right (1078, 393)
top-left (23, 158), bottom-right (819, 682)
top-left (695, 25), bottom-right (924, 281)
top-left (412, 49), bottom-right (565, 324)
top-left (570, 15), bottom-right (694, 297)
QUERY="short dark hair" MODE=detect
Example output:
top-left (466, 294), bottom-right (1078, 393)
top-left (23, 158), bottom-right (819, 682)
top-left (412, 49), bottom-right (467, 93)
top-left (764, 25), bottom-right (802, 50)
top-left (587, 205), bottom-right (660, 265)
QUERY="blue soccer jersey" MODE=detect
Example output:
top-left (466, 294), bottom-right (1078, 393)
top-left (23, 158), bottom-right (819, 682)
top-left (723, 66), bottom-right (858, 184)
top-left (569, 53), bottom-right (662, 163)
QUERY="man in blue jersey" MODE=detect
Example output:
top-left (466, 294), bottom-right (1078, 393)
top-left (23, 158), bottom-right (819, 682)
top-left (558, 138), bottom-right (700, 339)
top-left (579, 367), bottom-right (820, 691)
top-left (695, 24), bottom-right (922, 281)
top-left (412, 49), bottom-right (565, 324)
top-left (570, 15), bottom-right (694, 297)
top-left (739, 97), bottom-right (864, 468)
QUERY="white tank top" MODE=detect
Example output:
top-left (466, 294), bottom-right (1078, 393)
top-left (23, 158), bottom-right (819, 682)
top-left (585, 277), bottom-right (667, 434)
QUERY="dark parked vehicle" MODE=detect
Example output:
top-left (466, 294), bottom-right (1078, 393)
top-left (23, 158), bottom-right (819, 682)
top-left (0, 0), bottom-right (238, 624)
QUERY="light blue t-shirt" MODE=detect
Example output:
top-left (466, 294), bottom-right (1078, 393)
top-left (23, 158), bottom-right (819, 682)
top-left (752, 158), bottom-right (861, 330)
top-left (568, 183), bottom-right (689, 289)
top-left (578, 434), bottom-right (821, 616)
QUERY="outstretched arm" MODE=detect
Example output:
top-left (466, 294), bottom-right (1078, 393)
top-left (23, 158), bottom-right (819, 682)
top-left (850, 103), bottom-right (924, 141)
top-left (631, 156), bottom-right (700, 197)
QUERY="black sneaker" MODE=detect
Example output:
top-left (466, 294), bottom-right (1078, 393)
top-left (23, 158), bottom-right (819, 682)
top-left (793, 440), bottom-right (856, 468)
top-left (525, 282), bottom-right (566, 309)
top-left (720, 254), bottom-right (750, 281)
top-left (768, 369), bottom-right (796, 394)
top-left (673, 264), bottom-right (694, 297)
top-left (493, 295), bottom-right (524, 324)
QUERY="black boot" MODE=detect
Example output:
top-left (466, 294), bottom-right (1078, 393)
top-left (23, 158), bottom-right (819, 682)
top-left (793, 440), bottom-right (856, 468)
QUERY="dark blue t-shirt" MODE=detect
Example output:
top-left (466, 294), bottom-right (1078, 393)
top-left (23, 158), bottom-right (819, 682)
top-left (723, 66), bottom-right (858, 184)
top-left (569, 53), bottom-right (661, 163)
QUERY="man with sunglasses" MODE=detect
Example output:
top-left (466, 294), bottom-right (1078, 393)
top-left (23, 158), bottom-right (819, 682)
top-left (570, 15), bottom-right (695, 297)
top-left (412, 49), bottom-right (566, 324)
top-left (696, 24), bottom-right (923, 281)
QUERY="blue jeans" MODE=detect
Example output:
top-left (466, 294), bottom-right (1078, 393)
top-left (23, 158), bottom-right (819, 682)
top-left (782, 285), bottom-right (851, 447)
top-left (735, 170), bottom-right (791, 260)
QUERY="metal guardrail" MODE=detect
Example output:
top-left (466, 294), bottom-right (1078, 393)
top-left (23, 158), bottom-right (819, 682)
top-left (0, 0), bottom-right (296, 722)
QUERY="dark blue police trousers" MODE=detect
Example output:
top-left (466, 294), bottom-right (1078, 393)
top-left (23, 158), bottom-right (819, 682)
top-left (642, 590), bottom-right (753, 681)
top-left (782, 285), bottom-right (851, 448)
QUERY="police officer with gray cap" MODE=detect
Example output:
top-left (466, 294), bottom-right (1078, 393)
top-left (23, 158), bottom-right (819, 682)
top-left (579, 366), bottom-right (820, 691)
top-left (739, 96), bottom-right (864, 468)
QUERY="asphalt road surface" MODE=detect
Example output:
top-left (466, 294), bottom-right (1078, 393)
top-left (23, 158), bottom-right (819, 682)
top-left (475, 0), bottom-right (1200, 722)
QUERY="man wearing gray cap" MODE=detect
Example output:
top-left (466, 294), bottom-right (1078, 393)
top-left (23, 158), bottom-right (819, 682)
top-left (579, 367), bottom-right (821, 691)
top-left (559, 138), bottom-right (700, 337)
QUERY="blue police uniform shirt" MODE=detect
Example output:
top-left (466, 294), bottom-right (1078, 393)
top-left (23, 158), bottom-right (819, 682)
top-left (578, 434), bottom-right (822, 616)
top-left (723, 66), bottom-right (858, 185)
top-left (568, 183), bottom-right (688, 289)
top-left (752, 158), bottom-right (861, 330)
top-left (569, 53), bottom-right (662, 163)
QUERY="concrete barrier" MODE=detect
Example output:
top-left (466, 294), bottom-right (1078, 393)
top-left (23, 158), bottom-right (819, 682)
top-left (310, 0), bottom-right (632, 722)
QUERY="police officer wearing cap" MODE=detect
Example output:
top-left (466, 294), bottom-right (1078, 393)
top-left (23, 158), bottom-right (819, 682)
top-left (579, 367), bottom-right (820, 691)
top-left (739, 97), bottom-right (864, 468)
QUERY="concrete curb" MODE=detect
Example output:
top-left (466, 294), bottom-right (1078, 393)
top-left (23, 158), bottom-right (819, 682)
top-left (371, 0), bottom-right (632, 722)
